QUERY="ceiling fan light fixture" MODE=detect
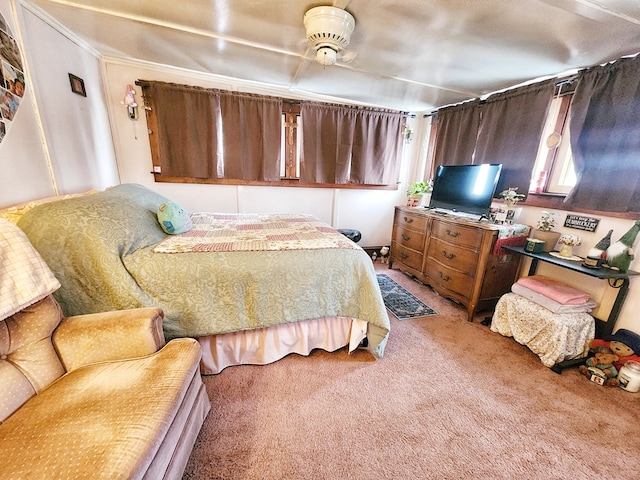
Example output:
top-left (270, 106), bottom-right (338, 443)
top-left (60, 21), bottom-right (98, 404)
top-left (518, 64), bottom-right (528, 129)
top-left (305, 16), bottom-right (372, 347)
top-left (316, 45), bottom-right (337, 66)
top-left (304, 6), bottom-right (355, 66)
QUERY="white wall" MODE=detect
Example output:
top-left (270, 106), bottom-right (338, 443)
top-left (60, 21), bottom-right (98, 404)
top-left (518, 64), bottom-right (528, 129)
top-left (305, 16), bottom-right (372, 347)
top-left (18, 3), bottom-right (118, 195)
top-left (0, 0), bottom-right (53, 207)
top-left (0, 0), bottom-right (118, 209)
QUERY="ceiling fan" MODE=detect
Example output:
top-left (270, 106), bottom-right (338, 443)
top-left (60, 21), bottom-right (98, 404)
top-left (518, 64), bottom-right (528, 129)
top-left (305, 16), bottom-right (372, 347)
top-left (303, 6), bottom-right (356, 66)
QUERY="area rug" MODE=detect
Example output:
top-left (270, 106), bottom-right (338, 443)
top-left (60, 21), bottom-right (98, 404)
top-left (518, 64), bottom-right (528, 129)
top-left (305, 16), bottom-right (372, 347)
top-left (376, 273), bottom-right (437, 319)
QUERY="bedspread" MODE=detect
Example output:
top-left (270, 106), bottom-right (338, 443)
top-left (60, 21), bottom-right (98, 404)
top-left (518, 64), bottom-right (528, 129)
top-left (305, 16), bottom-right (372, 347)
top-left (17, 184), bottom-right (390, 357)
top-left (153, 212), bottom-right (360, 252)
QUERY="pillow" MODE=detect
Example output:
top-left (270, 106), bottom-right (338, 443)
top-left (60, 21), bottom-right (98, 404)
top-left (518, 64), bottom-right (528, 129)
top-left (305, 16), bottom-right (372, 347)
top-left (157, 201), bottom-right (193, 234)
top-left (0, 218), bottom-right (61, 321)
top-left (0, 190), bottom-right (98, 224)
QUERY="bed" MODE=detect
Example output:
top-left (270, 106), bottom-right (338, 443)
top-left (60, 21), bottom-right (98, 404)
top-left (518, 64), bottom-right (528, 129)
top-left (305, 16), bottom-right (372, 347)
top-left (14, 183), bottom-right (390, 373)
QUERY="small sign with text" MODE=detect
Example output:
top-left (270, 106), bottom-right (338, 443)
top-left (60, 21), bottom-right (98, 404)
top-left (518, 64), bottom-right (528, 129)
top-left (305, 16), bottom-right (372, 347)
top-left (564, 214), bottom-right (599, 232)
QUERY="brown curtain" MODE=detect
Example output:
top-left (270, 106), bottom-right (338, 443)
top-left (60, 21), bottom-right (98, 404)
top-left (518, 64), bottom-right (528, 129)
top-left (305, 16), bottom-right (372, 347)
top-left (432, 100), bottom-right (480, 170)
top-left (150, 82), bottom-right (221, 178)
top-left (474, 80), bottom-right (555, 196)
top-left (300, 103), bottom-right (355, 183)
top-left (565, 55), bottom-right (640, 213)
top-left (351, 109), bottom-right (404, 184)
top-left (219, 92), bottom-right (282, 181)
top-left (148, 82), bottom-right (281, 181)
top-left (300, 102), bottom-right (404, 185)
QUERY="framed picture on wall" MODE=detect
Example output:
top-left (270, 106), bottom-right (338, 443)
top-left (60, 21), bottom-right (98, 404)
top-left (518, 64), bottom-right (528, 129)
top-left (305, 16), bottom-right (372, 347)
top-left (68, 73), bottom-right (86, 97)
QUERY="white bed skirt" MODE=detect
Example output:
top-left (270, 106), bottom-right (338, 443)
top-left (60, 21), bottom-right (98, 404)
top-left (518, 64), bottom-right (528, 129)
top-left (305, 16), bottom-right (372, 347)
top-left (198, 317), bottom-right (368, 374)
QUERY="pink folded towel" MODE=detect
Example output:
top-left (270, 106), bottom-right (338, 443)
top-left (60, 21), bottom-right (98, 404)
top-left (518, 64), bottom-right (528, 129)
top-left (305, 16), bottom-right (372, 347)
top-left (516, 275), bottom-right (591, 305)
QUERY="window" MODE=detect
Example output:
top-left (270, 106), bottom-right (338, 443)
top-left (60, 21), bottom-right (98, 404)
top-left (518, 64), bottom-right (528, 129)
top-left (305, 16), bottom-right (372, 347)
top-left (421, 55), bottom-right (640, 217)
top-left (138, 80), bottom-right (403, 190)
top-left (530, 87), bottom-right (577, 195)
top-left (281, 103), bottom-right (301, 179)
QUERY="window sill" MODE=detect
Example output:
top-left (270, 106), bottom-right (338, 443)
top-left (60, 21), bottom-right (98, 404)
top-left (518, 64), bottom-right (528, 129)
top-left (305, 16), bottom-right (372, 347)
top-left (524, 193), bottom-right (640, 220)
top-left (152, 174), bottom-right (398, 190)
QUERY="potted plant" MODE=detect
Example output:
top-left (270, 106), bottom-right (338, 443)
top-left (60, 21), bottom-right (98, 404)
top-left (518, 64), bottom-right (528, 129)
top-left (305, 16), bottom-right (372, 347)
top-left (530, 211), bottom-right (561, 252)
top-left (558, 233), bottom-right (581, 258)
top-left (406, 180), bottom-right (433, 207)
top-left (499, 187), bottom-right (526, 208)
top-left (499, 187), bottom-right (526, 223)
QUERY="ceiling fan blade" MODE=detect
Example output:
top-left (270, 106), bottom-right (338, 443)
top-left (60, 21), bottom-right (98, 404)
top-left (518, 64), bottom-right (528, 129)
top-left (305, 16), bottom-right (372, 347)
top-left (339, 49), bottom-right (358, 64)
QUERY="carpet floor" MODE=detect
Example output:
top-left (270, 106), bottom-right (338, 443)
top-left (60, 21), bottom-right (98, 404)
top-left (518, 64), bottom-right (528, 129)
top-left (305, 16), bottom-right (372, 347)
top-left (183, 263), bottom-right (640, 479)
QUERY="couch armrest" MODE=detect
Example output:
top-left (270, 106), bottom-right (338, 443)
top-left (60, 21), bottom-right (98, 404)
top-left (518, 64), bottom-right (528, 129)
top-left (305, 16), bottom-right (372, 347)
top-left (53, 307), bottom-right (166, 372)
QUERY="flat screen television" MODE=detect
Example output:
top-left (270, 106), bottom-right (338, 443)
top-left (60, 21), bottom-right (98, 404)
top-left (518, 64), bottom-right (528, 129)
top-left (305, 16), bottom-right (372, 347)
top-left (428, 164), bottom-right (502, 217)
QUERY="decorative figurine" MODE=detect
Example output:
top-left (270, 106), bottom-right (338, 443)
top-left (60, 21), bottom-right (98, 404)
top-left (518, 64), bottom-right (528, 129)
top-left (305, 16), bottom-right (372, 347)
top-left (584, 229), bottom-right (612, 268)
top-left (606, 220), bottom-right (640, 272)
top-left (380, 246), bottom-right (390, 264)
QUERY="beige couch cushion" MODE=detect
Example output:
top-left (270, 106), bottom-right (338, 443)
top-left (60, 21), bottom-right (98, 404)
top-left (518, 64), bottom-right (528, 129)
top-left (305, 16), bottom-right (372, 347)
top-left (53, 307), bottom-right (166, 372)
top-left (0, 337), bottom-right (201, 479)
top-left (0, 296), bottom-right (65, 422)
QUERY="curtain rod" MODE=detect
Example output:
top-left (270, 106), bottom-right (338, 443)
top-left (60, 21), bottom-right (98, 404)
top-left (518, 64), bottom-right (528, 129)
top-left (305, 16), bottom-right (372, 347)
top-left (425, 74), bottom-right (580, 116)
top-left (137, 80), bottom-right (414, 115)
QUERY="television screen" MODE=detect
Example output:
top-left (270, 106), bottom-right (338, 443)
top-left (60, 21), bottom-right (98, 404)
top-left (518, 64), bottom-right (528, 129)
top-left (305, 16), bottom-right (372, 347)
top-left (428, 164), bottom-right (502, 217)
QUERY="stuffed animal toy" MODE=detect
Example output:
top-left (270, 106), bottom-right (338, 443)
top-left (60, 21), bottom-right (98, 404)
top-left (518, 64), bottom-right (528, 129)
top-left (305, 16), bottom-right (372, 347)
top-left (590, 328), bottom-right (640, 371)
top-left (379, 246), bottom-right (390, 264)
top-left (579, 351), bottom-right (620, 386)
top-left (157, 201), bottom-right (193, 234)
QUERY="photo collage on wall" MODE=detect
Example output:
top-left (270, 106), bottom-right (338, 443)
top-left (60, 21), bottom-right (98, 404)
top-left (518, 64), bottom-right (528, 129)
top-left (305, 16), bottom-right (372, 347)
top-left (0, 13), bottom-right (25, 145)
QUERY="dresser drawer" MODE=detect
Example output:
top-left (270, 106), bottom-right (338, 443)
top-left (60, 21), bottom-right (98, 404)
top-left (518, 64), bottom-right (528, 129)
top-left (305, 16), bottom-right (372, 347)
top-left (431, 220), bottom-right (483, 248)
top-left (391, 242), bottom-right (424, 271)
top-left (427, 237), bottom-right (479, 275)
top-left (424, 260), bottom-right (474, 298)
top-left (393, 225), bottom-right (425, 252)
top-left (394, 210), bottom-right (428, 232)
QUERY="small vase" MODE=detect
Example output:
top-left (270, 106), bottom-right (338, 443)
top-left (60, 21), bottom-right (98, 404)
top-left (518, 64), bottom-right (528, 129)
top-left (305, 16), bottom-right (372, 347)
top-left (419, 193), bottom-right (432, 208)
top-left (559, 243), bottom-right (573, 258)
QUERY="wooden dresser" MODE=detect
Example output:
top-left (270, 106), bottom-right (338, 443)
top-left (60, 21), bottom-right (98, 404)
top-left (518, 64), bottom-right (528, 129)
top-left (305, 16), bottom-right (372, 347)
top-left (389, 206), bottom-right (521, 321)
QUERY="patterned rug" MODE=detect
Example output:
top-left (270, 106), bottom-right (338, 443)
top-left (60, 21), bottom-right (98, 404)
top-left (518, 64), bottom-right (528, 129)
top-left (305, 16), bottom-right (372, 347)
top-left (377, 274), bottom-right (438, 319)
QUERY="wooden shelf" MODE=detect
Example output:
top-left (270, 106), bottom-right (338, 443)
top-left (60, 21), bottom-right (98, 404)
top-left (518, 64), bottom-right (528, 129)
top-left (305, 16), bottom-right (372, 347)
top-left (504, 245), bottom-right (639, 339)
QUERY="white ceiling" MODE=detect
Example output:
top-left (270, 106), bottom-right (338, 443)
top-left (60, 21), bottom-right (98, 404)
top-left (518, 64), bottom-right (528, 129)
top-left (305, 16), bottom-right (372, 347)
top-left (26, 0), bottom-right (640, 111)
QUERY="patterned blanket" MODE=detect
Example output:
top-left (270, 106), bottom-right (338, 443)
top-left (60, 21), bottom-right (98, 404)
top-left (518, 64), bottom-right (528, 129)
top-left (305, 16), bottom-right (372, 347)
top-left (153, 213), bottom-right (360, 253)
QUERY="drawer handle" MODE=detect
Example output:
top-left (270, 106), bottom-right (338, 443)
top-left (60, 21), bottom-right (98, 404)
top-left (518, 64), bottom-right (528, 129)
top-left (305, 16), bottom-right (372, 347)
top-left (441, 250), bottom-right (456, 260)
top-left (403, 216), bottom-right (414, 223)
top-left (445, 229), bottom-right (460, 238)
top-left (438, 271), bottom-right (451, 282)
top-left (402, 234), bottom-right (411, 241)
top-left (400, 252), bottom-right (409, 259)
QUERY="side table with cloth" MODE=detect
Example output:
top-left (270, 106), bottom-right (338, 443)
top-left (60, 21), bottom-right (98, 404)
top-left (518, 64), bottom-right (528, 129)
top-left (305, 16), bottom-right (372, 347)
top-left (492, 293), bottom-right (594, 367)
